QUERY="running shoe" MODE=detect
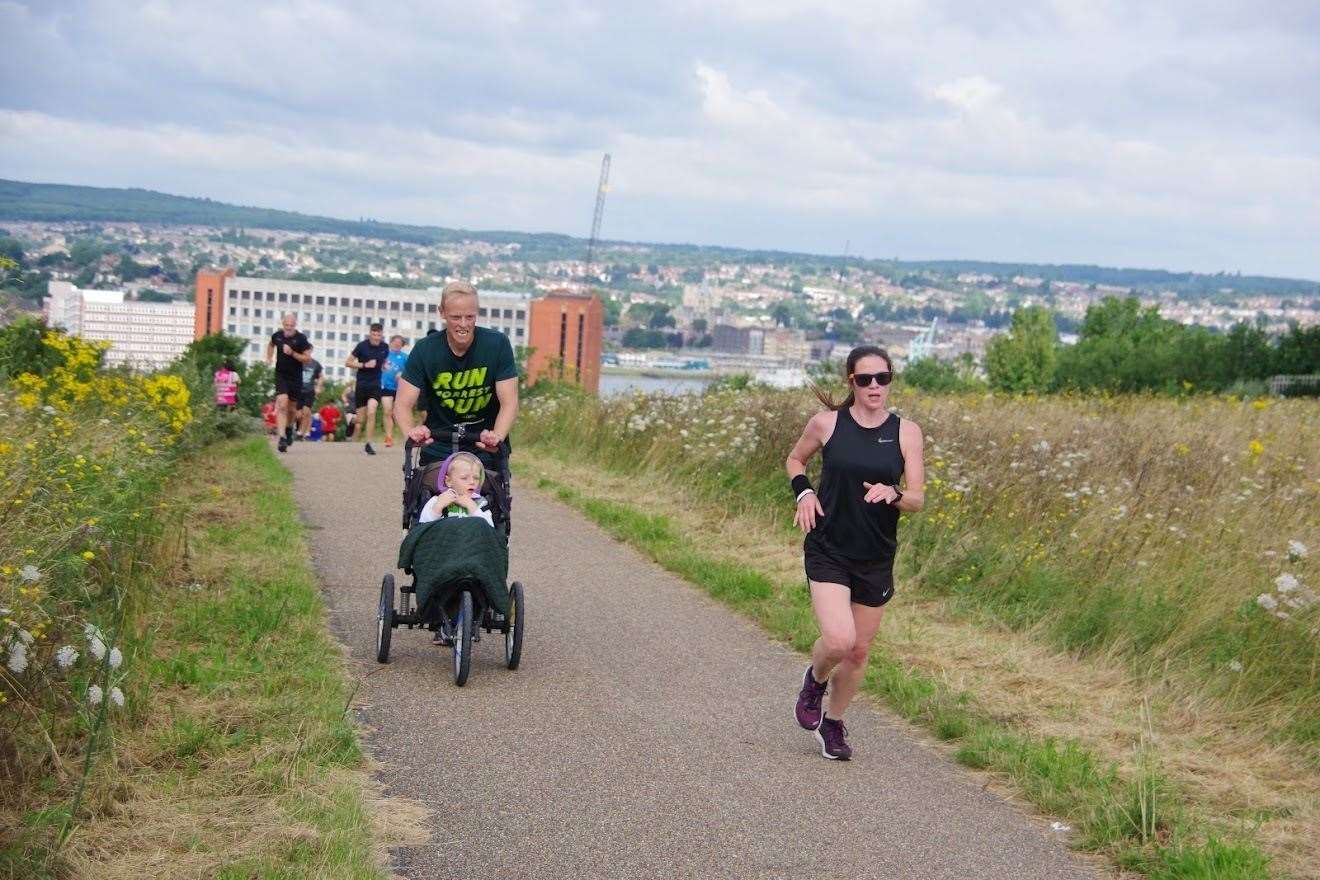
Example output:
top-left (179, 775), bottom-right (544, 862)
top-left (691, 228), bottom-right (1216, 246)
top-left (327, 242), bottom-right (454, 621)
top-left (815, 716), bottom-right (852, 761)
top-left (795, 665), bottom-right (828, 730)
top-left (277, 437), bottom-right (288, 453)
top-left (364, 443), bottom-right (376, 456)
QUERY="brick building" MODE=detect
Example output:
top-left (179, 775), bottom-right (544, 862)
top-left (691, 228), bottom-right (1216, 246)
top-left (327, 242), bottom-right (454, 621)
top-left (526, 292), bottom-right (603, 393)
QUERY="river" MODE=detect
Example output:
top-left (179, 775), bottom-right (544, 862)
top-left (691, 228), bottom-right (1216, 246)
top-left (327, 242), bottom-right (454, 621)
top-left (598, 373), bottom-right (713, 397)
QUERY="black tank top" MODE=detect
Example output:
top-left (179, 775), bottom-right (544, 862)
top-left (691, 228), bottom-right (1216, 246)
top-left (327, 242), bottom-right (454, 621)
top-left (809, 408), bottom-right (905, 561)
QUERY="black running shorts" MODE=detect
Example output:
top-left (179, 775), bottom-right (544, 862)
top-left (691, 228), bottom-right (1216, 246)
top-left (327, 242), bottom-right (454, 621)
top-left (275, 373), bottom-right (302, 398)
top-left (804, 534), bottom-right (895, 607)
top-left (354, 384), bottom-right (382, 409)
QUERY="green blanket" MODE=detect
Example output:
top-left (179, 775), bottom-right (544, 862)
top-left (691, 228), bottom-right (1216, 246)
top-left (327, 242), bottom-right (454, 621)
top-left (397, 518), bottom-right (509, 616)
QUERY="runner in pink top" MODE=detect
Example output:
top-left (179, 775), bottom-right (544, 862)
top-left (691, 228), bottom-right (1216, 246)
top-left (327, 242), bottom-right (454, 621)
top-left (214, 361), bottom-right (240, 409)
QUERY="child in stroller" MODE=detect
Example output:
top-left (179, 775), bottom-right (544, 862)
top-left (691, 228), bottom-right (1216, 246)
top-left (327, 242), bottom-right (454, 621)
top-left (418, 451), bottom-right (493, 527)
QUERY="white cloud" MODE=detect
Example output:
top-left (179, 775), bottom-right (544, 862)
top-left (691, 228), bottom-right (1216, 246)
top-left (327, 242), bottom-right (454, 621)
top-left (930, 76), bottom-right (1004, 112)
top-left (1, 0), bottom-right (1318, 276)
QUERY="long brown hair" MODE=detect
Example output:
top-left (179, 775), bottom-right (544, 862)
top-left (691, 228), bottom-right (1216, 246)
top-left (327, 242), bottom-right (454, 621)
top-left (812, 345), bottom-right (893, 410)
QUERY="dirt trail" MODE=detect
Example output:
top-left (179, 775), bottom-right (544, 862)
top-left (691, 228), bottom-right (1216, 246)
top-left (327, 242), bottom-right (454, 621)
top-left (284, 441), bottom-right (1099, 879)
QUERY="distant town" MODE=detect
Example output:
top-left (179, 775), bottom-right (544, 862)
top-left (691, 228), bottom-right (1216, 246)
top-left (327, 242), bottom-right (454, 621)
top-left (2, 215), bottom-right (1317, 383)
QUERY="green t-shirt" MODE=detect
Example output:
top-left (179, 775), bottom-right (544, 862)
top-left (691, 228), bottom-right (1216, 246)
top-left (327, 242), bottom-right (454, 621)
top-left (401, 327), bottom-right (517, 466)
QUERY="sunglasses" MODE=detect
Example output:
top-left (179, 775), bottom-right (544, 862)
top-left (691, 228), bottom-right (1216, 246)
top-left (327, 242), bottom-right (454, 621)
top-left (851, 371), bottom-right (893, 387)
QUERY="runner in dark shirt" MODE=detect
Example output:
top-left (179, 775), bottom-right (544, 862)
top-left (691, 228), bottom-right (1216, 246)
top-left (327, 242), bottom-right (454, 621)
top-left (346, 323), bottom-right (391, 455)
top-left (265, 313), bottom-right (314, 453)
top-left (786, 345), bottom-right (925, 761)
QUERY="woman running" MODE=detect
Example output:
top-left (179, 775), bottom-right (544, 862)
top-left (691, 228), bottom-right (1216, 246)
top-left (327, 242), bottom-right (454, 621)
top-left (786, 345), bottom-right (925, 760)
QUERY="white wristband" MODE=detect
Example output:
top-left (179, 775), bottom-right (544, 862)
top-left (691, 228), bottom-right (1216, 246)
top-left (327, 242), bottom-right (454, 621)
top-left (795, 488), bottom-right (816, 503)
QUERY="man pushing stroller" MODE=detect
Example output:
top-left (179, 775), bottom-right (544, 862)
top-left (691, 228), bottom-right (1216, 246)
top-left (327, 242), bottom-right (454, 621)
top-left (391, 281), bottom-right (519, 645)
top-left (391, 280), bottom-right (519, 479)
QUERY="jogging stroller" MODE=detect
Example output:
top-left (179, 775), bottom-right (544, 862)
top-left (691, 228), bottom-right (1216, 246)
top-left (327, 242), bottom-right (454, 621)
top-left (374, 432), bottom-right (525, 686)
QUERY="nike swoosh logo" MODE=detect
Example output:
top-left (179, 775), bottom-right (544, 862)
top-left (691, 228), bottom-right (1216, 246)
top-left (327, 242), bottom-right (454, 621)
top-left (877, 438), bottom-right (895, 444)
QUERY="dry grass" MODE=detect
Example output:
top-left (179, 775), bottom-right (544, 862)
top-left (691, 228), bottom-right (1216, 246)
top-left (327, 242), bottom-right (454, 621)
top-left (518, 444), bottom-right (1320, 879)
top-left (3, 438), bottom-right (389, 879)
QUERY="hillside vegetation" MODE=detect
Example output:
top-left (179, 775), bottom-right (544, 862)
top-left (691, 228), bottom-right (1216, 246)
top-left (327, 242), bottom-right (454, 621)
top-left (2, 178), bottom-right (1317, 293)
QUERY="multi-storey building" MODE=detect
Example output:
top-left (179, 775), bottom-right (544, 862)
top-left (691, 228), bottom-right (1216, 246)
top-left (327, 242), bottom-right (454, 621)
top-left (196, 274), bottom-right (532, 380)
top-left (526, 292), bottom-right (603, 393)
top-left (44, 281), bottom-right (195, 370)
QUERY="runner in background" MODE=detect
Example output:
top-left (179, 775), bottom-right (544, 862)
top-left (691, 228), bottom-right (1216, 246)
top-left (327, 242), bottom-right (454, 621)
top-left (380, 335), bottom-right (409, 448)
top-left (213, 360), bottom-right (240, 411)
top-left (296, 357), bottom-right (323, 440)
top-left (346, 323), bottom-right (390, 456)
top-left (266, 313), bottom-right (313, 453)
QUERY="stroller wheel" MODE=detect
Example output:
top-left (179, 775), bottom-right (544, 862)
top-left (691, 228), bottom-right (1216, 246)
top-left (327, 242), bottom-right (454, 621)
top-left (453, 591), bottom-right (474, 686)
top-left (376, 574), bottom-right (395, 663)
top-left (505, 582), bottom-right (525, 671)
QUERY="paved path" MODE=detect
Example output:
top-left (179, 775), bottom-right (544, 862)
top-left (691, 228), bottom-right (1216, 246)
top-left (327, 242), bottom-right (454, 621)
top-left (283, 441), bottom-right (1099, 880)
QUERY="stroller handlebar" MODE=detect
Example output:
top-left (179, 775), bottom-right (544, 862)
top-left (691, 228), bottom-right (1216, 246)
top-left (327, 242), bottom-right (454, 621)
top-left (402, 432), bottom-right (510, 482)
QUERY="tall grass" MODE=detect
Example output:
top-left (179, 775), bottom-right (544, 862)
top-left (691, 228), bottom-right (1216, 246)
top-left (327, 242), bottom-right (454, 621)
top-left (517, 383), bottom-right (1319, 745)
top-left (1, 321), bottom-right (382, 876)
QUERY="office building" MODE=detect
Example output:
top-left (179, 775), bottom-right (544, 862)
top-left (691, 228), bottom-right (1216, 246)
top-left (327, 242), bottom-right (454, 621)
top-left (44, 281), bottom-right (195, 370)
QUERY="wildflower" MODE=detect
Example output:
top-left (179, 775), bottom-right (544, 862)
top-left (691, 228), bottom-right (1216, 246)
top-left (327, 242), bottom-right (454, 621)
top-left (109, 687), bottom-right (125, 707)
top-left (55, 645), bottom-right (79, 669)
top-left (19, 565), bottom-right (41, 583)
top-left (1288, 540), bottom-right (1309, 560)
top-left (81, 550), bottom-right (94, 561)
top-left (1275, 573), bottom-right (1300, 593)
top-left (1247, 439), bottom-right (1264, 457)
top-left (5, 641), bottom-right (28, 675)
top-left (108, 647), bottom-right (123, 669)
top-left (87, 684), bottom-right (103, 706)
top-left (1256, 593), bottom-right (1278, 611)
top-left (88, 636), bottom-right (106, 661)
top-left (1228, 660), bottom-right (1244, 673)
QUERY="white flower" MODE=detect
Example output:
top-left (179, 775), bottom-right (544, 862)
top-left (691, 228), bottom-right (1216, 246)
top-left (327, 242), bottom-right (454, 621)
top-left (55, 645), bottom-right (79, 669)
top-left (15, 629), bottom-right (33, 645)
top-left (84, 622), bottom-right (104, 642)
top-left (88, 637), bottom-right (106, 662)
top-left (108, 647), bottom-right (123, 669)
top-left (6, 642), bottom-right (28, 674)
top-left (42, 404), bottom-right (56, 415)
top-left (109, 687), bottom-right (125, 707)
top-left (19, 565), bottom-right (41, 583)
top-left (1228, 660), bottom-right (1244, 673)
top-left (87, 684), bottom-right (103, 706)
top-left (1275, 573), bottom-right (1300, 593)
top-left (1256, 593), bottom-right (1279, 611)
top-left (1288, 540), bottom-right (1309, 560)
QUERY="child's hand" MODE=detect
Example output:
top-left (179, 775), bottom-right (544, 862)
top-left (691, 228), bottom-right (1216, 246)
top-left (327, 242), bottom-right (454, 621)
top-left (454, 493), bottom-right (478, 512)
top-left (433, 488), bottom-right (458, 508)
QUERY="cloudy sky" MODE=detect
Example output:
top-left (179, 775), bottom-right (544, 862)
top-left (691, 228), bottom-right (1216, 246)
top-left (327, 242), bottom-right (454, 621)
top-left (3, 1), bottom-right (1319, 278)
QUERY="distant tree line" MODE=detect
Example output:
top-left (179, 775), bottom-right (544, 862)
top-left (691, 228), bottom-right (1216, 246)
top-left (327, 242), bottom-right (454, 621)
top-left (985, 297), bottom-right (1320, 395)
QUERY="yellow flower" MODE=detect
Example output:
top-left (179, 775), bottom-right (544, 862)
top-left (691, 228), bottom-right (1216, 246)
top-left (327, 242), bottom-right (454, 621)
top-left (1248, 439), bottom-right (1264, 458)
top-left (1252, 398), bottom-right (1269, 411)
top-left (81, 550), bottom-right (95, 561)
top-left (1173, 443), bottom-right (1190, 456)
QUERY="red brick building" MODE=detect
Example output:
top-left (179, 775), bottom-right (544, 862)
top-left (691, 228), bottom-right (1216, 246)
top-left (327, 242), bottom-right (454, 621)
top-left (526, 292), bottom-right (603, 393)
top-left (193, 267), bottom-right (234, 339)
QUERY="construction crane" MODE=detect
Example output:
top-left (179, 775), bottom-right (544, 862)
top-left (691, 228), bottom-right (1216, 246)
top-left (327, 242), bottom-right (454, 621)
top-left (908, 318), bottom-right (940, 362)
top-left (585, 153), bottom-right (611, 265)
